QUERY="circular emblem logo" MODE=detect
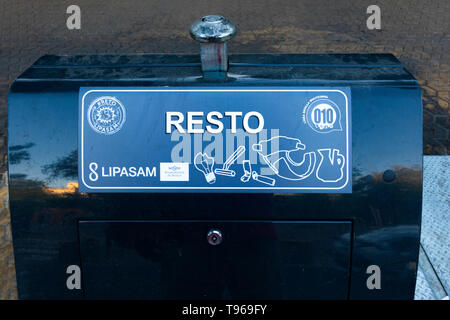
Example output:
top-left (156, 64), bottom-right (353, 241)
top-left (87, 96), bottom-right (126, 135)
top-left (303, 97), bottom-right (342, 133)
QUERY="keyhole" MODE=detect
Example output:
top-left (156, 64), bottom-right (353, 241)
top-left (207, 229), bottom-right (223, 246)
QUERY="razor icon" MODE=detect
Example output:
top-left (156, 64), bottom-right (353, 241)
top-left (214, 145), bottom-right (245, 177)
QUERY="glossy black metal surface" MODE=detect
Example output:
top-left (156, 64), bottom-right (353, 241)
top-left (80, 220), bottom-right (351, 299)
top-left (8, 54), bottom-right (422, 299)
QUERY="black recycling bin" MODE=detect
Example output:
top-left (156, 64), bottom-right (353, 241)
top-left (8, 16), bottom-right (422, 299)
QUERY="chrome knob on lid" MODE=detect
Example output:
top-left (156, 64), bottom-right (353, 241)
top-left (189, 15), bottom-right (236, 73)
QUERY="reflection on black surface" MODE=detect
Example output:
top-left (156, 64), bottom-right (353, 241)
top-left (9, 174), bottom-right (45, 194)
top-left (9, 165), bottom-right (422, 224)
top-left (8, 143), bottom-right (35, 164)
top-left (347, 225), bottom-right (420, 298)
top-left (9, 165), bottom-right (421, 299)
top-left (41, 150), bottom-right (77, 179)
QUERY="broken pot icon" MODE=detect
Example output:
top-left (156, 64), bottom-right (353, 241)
top-left (252, 136), bottom-right (316, 181)
top-left (316, 149), bottom-right (345, 183)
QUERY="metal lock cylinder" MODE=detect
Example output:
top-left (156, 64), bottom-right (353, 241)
top-left (189, 15), bottom-right (236, 74)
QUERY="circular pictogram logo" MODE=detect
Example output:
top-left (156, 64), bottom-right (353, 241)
top-left (87, 96), bottom-right (126, 135)
top-left (303, 97), bottom-right (342, 133)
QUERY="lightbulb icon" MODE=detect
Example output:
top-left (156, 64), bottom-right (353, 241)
top-left (194, 152), bottom-right (216, 184)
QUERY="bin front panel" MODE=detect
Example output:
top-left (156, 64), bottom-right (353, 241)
top-left (79, 220), bottom-right (352, 299)
top-left (8, 54), bottom-right (422, 299)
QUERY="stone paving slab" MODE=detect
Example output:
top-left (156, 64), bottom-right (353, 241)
top-left (415, 156), bottom-right (450, 299)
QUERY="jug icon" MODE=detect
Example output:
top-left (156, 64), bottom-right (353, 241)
top-left (316, 149), bottom-right (345, 183)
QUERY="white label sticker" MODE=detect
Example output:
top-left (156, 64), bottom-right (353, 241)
top-left (160, 163), bottom-right (189, 181)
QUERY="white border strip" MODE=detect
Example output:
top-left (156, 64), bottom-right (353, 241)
top-left (81, 89), bottom-right (350, 190)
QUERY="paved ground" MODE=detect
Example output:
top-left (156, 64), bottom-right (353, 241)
top-left (414, 156), bottom-right (449, 300)
top-left (0, 0), bottom-right (449, 299)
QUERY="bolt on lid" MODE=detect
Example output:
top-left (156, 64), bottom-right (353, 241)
top-left (189, 15), bottom-right (236, 43)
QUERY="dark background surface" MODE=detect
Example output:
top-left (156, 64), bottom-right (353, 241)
top-left (0, 0), bottom-right (448, 299)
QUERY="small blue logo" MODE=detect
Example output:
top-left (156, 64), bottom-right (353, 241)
top-left (303, 96), bottom-right (342, 134)
top-left (87, 96), bottom-right (126, 135)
